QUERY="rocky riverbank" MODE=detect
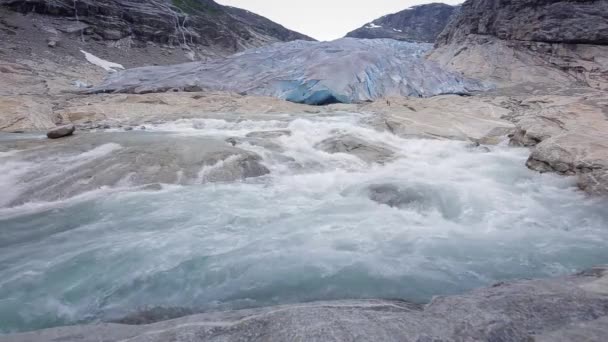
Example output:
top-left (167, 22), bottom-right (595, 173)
top-left (3, 266), bottom-right (608, 341)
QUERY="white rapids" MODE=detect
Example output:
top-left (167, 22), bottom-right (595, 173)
top-left (1, 112), bottom-right (607, 333)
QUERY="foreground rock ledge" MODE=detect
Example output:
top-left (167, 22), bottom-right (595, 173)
top-left (4, 266), bottom-right (608, 341)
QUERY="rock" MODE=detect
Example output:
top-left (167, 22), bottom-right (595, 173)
top-left (46, 38), bottom-right (58, 48)
top-left (1, 0), bottom-right (314, 59)
top-left (315, 134), bottom-right (394, 163)
top-left (429, 0), bottom-right (608, 89)
top-left (2, 132), bottom-right (269, 206)
top-left (58, 22), bottom-right (90, 34)
top-left (436, 0), bottom-right (608, 46)
top-left (100, 29), bottom-right (123, 40)
top-left (225, 137), bottom-right (283, 152)
top-left (366, 95), bottom-right (514, 142)
top-left (364, 183), bottom-right (462, 219)
top-left (501, 92), bottom-right (608, 195)
top-left (46, 124), bottom-right (75, 139)
top-left (346, 3), bottom-right (457, 43)
top-left (3, 266), bottom-right (608, 342)
top-left (86, 38), bottom-right (486, 104)
top-left (245, 130), bottom-right (291, 139)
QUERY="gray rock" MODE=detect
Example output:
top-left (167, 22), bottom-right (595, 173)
top-left (46, 124), bottom-right (75, 139)
top-left (3, 266), bottom-right (608, 342)
top-left (245, 130), bottom-right (291, 139)
top-left (3, 132), bottom-right (269, 206)
top-left (365, 183), bottom-right (462, 219)
top-left (346, 3), bottom-right (457, 43)
top-left (316, 134), bottom-right (394, 163)
top-left (579, 170), bottom-right (608, 196)
top-left (436, 0), bottom-right (608, 46)
top-left (1, 0), bottom-right (314, 57)
top-left (46, 38), bottom-right (58, 48)
top-left (430, 0), bottom-right (608, 89)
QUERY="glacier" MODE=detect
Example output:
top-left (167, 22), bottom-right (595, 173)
top-left (88, 38), bottom-right (487, 105)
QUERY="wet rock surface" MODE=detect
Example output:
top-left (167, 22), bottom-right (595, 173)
top-left (316, 134), bottom-right (394, 164)
top-left (46, 124), bottom-right (75, 139)
top-left (0, 132), bottom-right (269, 207)
top-left (3, 266), bottom-right (608, 342)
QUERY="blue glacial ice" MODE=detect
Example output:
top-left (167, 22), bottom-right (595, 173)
top-left (89, 38), bottom-right (487, 104)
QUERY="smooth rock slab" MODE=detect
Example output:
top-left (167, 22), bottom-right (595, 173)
top-left (315, 134), bottom-right (395, 163)
top-left (3, 266), bottom-right (608, 341)
top-left (1, 132), bottom-right (269, 207)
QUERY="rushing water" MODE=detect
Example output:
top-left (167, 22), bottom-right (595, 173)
top-left (1, 113), bottom-right (608, 333)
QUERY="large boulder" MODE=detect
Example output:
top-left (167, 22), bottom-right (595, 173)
top-left (315, 134), bottom-right (394, 163)
top-left (46, 124), bottom-right (75, 139)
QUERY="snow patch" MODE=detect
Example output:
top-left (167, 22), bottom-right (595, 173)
top-left (366, 23), bottom-right (382, 29)
top-left (80, 50), bottom-right (125, 72)
top-left (392, 28), bottom-right (403, 33)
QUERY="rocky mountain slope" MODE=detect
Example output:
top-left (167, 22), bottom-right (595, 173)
top-left (0, 0), bottom-right (313, 68)
top-left (429, 0), bottom-right (608, 89)
top-left (345, 3), bottom-right (457, 43)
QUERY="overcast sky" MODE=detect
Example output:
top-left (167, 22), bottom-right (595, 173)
top-left (216, 1), bottom-right (461, 41)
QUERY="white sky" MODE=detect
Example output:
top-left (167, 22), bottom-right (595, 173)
top-left (216, 1), bottom-right (462, 41)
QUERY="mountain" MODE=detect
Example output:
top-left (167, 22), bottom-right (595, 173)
top-left (430, 0), bottom-right (608, 89)
top-left (345, 3), bottom-right (457, 43)
top-left (0, 0), bottom-right (314, 67)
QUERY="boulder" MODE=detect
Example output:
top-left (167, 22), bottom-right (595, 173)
top-left (315, 134), bottom-right (394, 163)
top-left (46, 124), bottom-right (75, 139)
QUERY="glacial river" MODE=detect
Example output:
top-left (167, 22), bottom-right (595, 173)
top-left (1, 113), bottom-right (607, 333)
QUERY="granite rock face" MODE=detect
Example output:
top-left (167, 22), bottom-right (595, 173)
top-left (430, 0), bottom-right (608, 89)
top-left (436, 0), bottom-right (608, 46)
top-left (346, 3), bottom-right (457, 43)
top-left (3, 266), bottom-right (608, 342)
top-left (87, 38), bottom-right (486, 104)
top-left (0, 0), bottom-right (313, 55)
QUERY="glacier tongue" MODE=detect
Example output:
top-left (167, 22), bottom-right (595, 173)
top-left (89, 38), bottom-right (488, 105)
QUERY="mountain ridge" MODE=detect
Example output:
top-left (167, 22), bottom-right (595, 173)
top-left (346, 3), bottom-right (457, 43)
top-left (0, 0), bottom-right (314, 67)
